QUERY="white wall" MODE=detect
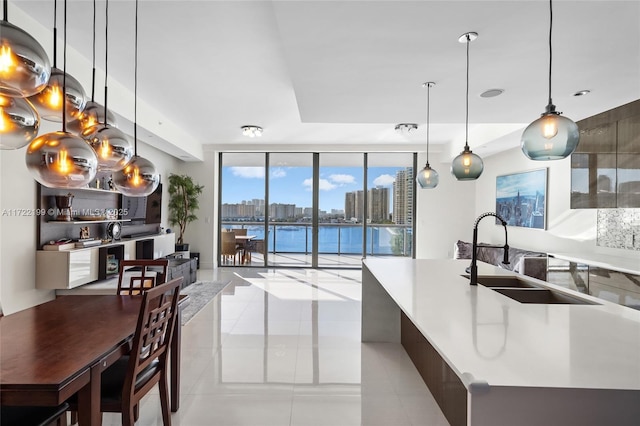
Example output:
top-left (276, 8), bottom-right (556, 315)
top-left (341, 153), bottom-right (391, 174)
top-left (414, 151), bottom-right (477, 259)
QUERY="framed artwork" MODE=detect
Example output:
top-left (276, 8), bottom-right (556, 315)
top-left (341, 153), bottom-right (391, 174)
top-left (495, 168), bottom-right (547, 229)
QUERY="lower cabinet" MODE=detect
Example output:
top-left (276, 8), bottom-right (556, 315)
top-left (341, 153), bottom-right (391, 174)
top-left (36, 233), bottom-right (176, 289)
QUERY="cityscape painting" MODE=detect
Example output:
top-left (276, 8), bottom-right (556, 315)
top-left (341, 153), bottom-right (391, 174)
top-left (495, 168), bottom-right (547, 229)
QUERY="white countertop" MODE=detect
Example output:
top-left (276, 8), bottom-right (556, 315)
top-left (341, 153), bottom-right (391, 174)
top-left (550, 251), bottom-right (640, 275)
top-left (363, 258), bottom-right (640, 391)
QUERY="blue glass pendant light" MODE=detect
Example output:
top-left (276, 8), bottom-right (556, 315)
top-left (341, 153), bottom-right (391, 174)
top-left (416, 82), bottom-right (439, 189)
top-left (451, 32), bottom-right (483, 181)
top-left (521, 0), bottom-right (579, 160)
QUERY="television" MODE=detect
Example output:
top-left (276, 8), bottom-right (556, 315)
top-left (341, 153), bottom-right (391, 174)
top-left (121, 183), bottom-right (162, 224)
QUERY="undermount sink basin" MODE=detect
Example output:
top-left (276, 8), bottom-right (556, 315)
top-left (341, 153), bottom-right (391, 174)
top-left (492, 288), bottom-right (599, 305)
top-left (460, 275), bottom-right (539, 288)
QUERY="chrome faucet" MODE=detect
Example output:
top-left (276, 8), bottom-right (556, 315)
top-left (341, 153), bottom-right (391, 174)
top-left (470, 212), bottom-right (510, 285)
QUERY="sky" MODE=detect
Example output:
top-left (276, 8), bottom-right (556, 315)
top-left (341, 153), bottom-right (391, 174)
top-left (221, 166), bottom-right (403, 212)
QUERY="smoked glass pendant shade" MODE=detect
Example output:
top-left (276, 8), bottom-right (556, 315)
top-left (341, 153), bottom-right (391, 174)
top-left (0, 94), bottom-right (40, 149)
top-left (521, 109), bottom-right (579, 160)
top-left (67, 100), bottom-right (117, 134)
top-left (416, 163), bottom-right (439, 189)
top-left (0, 20), bottom-right (51, 98)
top-left (27, 67), bottom-right (86, 122)
top-left (83, 123), bottom-right (133, 172)
top-left (25, 130), bottom-right (98, 188)
top-left (112, 155), bottom-right (159, 197)
top-left (451, 146), bottom-right (483, 180)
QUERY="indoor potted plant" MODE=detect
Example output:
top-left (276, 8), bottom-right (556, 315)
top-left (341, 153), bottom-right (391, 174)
top-left (168, 173), bottom-right (204, 257)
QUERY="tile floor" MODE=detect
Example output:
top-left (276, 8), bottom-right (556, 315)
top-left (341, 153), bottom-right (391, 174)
top-left (101, 268), bottom-right (450, 426)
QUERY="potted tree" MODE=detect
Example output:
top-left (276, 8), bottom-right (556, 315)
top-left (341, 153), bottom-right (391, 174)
top-left (168, 173), bottom-right (204, 257)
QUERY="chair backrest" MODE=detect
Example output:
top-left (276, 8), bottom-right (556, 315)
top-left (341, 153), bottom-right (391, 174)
top-left (117, 259), bottom-right (169, 295)
top-left (221, 231), bottom-right (238, 255)
top-left (232, 229), bottom-right (247, 237)
top-left (124, 277), bottom-right (183, 407)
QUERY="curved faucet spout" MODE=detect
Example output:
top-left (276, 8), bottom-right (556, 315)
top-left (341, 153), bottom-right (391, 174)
top-left (470, 212), bottom-right (509, 285)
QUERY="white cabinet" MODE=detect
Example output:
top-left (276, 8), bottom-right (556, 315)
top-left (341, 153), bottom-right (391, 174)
top-left (36, 233), bottom-right (176, 290)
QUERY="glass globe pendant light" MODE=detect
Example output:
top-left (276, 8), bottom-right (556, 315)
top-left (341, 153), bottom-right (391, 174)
top-left (67, 0), bottom-right (117, 135)
top-left (0, 0), bottom-right (51, 98)
top-left (416, 82), bottom-right (439, 189)
top-left (25, 0), bottom-right (98, 189)
top-left (521, 0), bottom-right (579, 160)
top-left (0, 94), bottom-right (39, 149)
top-left (83, 0), bottom-right (132, 172)
top-left (451, 32), bottom-right (483, 181)
top-left (28, 0), bottom-right (86, 122)
top-left (113, 0), bottom-right (159, 197)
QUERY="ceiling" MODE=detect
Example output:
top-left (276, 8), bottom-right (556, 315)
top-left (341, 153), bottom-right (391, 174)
top-left (14, 1), bottom-right (640, 161)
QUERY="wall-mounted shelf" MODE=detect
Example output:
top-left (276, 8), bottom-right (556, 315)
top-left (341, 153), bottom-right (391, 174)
top-left (47, 219), bottom-right (131, 225)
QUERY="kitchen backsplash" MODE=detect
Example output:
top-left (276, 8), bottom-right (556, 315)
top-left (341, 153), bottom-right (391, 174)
top-left (597, 209), bottom-right (640, 251)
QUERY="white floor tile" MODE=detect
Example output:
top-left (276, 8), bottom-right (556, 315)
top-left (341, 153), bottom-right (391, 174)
top-left (132, 267), bottom-right (450, 426)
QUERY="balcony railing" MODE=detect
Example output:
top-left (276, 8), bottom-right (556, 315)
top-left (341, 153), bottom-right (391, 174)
top-left (221, 221), bottom-right (413, 257)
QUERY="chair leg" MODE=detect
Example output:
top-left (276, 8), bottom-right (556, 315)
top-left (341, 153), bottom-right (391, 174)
top-left (134, 404), bottom-right (139, 421)
top-left (70, 411), bottom-right (77, 425)
top-left (159, 372), bottom-right (172, 426)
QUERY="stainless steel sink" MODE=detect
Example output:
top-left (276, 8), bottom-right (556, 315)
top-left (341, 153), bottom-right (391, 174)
top-left (491, 288), bottom-right (599, 305)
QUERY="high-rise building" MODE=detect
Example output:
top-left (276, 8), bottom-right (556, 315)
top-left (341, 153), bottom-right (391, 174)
top-left (269, 203), bottom-right (296, 220)
top-left (345, 192), bottom-right (356, 221)
top-left (368, 186), bottom-right (389, 223)
top-left (393, 167), bottom-right (414, 225)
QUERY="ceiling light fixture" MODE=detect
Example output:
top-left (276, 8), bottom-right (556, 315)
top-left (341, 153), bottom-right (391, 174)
top-left (480, 88), bottom-right (504, 98)
top-left (395, 123), bottom-right (418, 134)
top-left (83, 0), bottom-right (132, 172)
top-left (0, 0), bottom-right (51, 98)
top-left (25, 0), bottom-right (98, 188)
top-left (241, 125), bottom-right (263, 138)
top-left (521, 0), bottom-right (579, 160)
top-left (113, 0), bottom-right (159, 197)
top-left (28, 0), bottom-right (86, 122)
top-left (573, 89), bottom-right (590, 97)
top-left (451, 32), bottom-right (483, 181)
top-left (0, 94), bottom-right (39, 149)
top-left (67, 0), bottom-right (117, 134)
top-left (416, 82), bottom-right (438, 189)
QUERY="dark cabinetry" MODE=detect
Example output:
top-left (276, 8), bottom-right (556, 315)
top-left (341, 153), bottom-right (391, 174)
top-left (571, 99), bottom-right (640, 208)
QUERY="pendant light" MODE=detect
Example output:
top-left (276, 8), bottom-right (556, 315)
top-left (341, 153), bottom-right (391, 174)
top-left (113, 0), bottom-right (159, 197)
top-left (25, 0), bottom-right (98, 188)
top-left (0, 94), bottom-right (40, 149)
top-left (416, 82), bottom-right (439, 189)
top-left (521, 0), bottom-right (579, 160)
top-left (451, 32), bottom-right (483, 181)
top-left (28, 0), bottom-right (86, 122)
top-left (67, 0), bottom-right (117, 135)
top-left (0, 0), bottom-right (51, 98)
top-left (83, 0), bottom-right (132, 172)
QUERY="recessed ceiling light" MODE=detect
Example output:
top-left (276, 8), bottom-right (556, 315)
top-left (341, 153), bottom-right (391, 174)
top-left (395, 123), bottom-right (418, 134)
top-left (480, 89), bottom-right (504, 98)
top-left (573, 90), bottom-right (591, 97)
top-left (241, 125), bottom-right (263, 138)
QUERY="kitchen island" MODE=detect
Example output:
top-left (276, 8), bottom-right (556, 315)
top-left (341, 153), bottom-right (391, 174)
top-left (362, 258), bottom-right (640, 426)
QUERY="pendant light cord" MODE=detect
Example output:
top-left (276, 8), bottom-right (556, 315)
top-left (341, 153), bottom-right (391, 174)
top-left (53, 0), bottom-right (57, 68)
top-left (133, 0), bottom-right (138, 156)
top-left (103, 0), bottom-right (109, 122)
top-left (464, 34), bottom-right (470, 149)
top-left (425, 83), bottom-right (431, 164)
top-left (91, 0), bottom-right (95, 102)
top-left (547, 0), bottom-right (553, 106)
top-left (61, 0), bottom-right (67, 132)
top-left (2, 0), bottom-right (7, 21)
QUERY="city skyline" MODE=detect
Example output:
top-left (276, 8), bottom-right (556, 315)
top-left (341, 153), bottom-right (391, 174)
top-left (221, 165), bottom-right (404, 212)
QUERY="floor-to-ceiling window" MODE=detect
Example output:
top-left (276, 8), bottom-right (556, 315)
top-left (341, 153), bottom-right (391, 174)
top-left (219, 152), bottom-right (416, 268)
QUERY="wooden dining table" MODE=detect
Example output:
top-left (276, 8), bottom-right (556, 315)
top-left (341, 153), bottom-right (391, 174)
top-left (235, 235), bottom-right (256, 264)
top-left (0, 294), bottom-right (185, 425)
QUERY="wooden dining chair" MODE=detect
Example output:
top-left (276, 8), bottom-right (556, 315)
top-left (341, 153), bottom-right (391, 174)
top-left (117, 259), bottom-right (169, 295)
top-left (68, 277), bottom-right (183, 426)
top-left (221, 231), bottom-right (241, 265)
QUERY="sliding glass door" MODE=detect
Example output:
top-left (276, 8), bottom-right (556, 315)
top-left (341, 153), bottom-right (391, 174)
top-left (219, 152), bottom-right (415, 268)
